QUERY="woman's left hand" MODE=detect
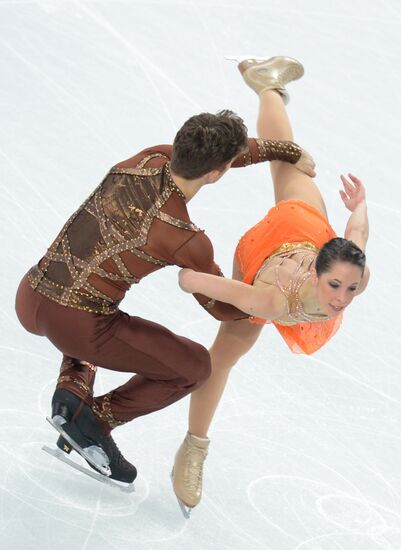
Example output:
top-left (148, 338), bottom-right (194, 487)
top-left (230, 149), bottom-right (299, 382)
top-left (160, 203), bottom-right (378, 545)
top-left (339, 173), bottom-right (366, 211)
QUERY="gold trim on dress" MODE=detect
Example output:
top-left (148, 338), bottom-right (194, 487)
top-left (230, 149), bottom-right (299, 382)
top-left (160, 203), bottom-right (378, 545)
top-left (253, 241), bottom-right (319, 283)
top-left (267, 241), bottom-right (319, 259)
top-left (254, 241), bottom-right (329, 326)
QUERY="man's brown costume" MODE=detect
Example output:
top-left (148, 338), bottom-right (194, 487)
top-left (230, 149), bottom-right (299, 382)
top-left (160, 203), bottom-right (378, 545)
top-left (15, 140), bottom-right (301, 435)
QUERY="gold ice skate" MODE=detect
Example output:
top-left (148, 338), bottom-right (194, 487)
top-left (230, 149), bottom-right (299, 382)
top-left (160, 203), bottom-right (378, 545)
top-left (171, 432), bottom-right (210, 518)
top-left (227, 55), bottom-right (304, 104)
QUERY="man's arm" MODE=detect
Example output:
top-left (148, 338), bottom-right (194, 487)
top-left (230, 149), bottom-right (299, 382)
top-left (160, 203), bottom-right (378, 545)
top-left (173, 232), bottom-right (249, 321)
top-left (231, 138), bottom-right (316, 177)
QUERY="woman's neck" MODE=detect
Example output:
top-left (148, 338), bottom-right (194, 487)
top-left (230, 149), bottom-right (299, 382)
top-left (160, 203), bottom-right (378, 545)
top-left (298, 271), bottom-right (325, 316)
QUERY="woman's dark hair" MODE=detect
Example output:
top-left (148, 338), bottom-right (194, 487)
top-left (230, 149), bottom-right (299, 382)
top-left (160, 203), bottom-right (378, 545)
top-left (315, 237), bottom-right (366, 276)
top-left (170, 110), bottom-right (248, 179)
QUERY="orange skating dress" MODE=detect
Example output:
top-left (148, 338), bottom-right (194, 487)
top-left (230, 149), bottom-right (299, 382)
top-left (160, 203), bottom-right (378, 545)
top-left (235, 200), bottom-right (343, 354)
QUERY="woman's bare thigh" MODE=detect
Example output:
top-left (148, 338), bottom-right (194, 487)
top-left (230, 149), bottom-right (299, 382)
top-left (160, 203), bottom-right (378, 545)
top-left (270, 161), bottom-right (328, 219)
top-left (210, 257), bottom-right (264, 361)
top-left (211, 316), bottom-right (264, 365)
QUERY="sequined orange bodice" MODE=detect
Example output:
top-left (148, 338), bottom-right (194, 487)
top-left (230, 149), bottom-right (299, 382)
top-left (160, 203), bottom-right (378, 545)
top-left (254, 242), bottom-right (329, 326)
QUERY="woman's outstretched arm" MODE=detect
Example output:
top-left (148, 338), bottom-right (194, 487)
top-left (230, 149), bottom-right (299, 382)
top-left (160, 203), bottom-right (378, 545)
top-left (178, 268), bottom-right (283, 320)
top-left (340, 173), bottom-right (370, 294)
top-left (340, 173), bottom-right (369, 252)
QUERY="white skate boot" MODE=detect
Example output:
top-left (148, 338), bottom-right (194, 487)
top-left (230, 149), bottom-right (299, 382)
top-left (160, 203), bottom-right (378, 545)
top-left (171, 432), bottom-right (210, 518)
top-left (226, 55), bottom-right (304, 104)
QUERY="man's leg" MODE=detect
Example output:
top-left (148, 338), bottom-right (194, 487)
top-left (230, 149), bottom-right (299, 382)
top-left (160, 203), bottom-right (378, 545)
top-left (51, 312), bottom-right (210, 484)
top-left (32, 293), bottom-right (210, 481)
top-left (50, 315), bottom-right (211, 483)
top-left (55, 355), bottom-right (97, 406)
top-left (51, 355), bottom-right (97, 456)
top-left (85, 314), bottom-right (212, 435)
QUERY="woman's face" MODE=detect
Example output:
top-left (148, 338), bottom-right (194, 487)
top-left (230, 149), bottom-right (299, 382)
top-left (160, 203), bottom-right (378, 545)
top-left (315, 261), bottom-right (363, 317)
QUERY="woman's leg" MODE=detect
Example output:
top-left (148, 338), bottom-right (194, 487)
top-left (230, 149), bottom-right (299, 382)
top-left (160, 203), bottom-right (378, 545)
top-left (258, 89), bottom-right (328, 218)
top-left (173, 259), bottom-right (263, 511)
top-left (188, 258), bottom-right (263, 438)
top-left (188, 317), bottom-right (263, 437)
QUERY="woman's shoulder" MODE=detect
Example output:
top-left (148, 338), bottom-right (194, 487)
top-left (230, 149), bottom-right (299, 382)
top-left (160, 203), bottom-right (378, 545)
top-left (254, 256), bottom-right (300, 286)
top-left (252, 278), bottom-right (287, 320)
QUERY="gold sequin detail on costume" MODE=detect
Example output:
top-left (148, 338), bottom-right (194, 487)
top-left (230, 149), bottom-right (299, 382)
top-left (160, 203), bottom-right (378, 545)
top-left (79, 360), bottom-right (97, 372)
top-left (255, 139), bottom-right (301, 164)
top-left (92, 392), bottom-right (126, 429)
top-left (59, 357), bottom-right (97, 375)
top-left (202, 298), bottom-right (216, 310)
top-left (57, 375), bottom-right (92, 396)
top-left (27, 156), bottom-right (200, 314)
top-left (254, 241), bottom-right (329, 326)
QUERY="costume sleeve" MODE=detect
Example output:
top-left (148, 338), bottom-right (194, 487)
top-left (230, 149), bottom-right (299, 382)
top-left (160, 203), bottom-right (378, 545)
top-left (173, 232), bottom-right (249, 321)
top-left (231, 138), bottom-right (302, 167)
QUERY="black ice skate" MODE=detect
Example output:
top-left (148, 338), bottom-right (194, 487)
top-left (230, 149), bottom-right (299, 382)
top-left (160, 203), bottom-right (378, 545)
top-left (42, 445), bottom-right (136, 493)
top-left (50, 388), bottom-right (85, 456)
top-left (47, 388), bottom-right (110, 473)
top-left (43, 388), bottom-right (137, 492)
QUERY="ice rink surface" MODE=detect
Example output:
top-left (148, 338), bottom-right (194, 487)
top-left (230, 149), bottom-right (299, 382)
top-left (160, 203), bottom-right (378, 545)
top-left (1, 0), bottom-right (401, 548)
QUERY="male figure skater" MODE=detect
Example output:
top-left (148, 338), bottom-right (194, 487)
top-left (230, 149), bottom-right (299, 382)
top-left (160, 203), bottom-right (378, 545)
top-left (15, 107), bottom-right (314, 486)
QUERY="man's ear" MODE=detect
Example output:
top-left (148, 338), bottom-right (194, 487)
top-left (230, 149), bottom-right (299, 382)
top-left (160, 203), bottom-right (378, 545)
top-left (204, 169), bottom-right (222, 184)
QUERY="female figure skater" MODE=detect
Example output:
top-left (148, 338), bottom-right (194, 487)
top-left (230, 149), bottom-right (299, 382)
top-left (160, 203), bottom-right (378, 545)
top-left (171, 56), bottom-right (370, 515)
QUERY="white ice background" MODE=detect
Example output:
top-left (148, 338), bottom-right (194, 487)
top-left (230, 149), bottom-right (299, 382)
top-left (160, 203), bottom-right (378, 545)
top-left (1, 1), bottom-right (401, 549)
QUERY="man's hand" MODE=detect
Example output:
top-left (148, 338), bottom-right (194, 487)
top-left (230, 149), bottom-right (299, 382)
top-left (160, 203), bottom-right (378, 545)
top-left (294, 148), bottom-right (316, 177)
top-left (339, 173), bottom-right (366, 211)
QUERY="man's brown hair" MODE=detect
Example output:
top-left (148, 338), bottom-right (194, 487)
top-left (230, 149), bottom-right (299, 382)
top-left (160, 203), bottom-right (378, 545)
top-left (170, 110), bottom-right (248, 179)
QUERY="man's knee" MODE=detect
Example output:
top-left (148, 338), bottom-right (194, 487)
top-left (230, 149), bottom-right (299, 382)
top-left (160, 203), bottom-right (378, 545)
top-left (183, 342), bottom-right (211, 389)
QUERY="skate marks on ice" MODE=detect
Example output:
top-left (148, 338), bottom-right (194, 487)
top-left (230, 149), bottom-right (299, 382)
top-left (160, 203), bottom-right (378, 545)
top-left (0, 419), bottom-right (199, 550)
top-left (207, 350), bottom-right (401, 550)
top-left (0, 408), bottom-right (193, 545)
top-left (0, 411), bottom-right (146, 516)
top-left (75, 0), bottom-right (202, 127)
top-left (247, 474), bottom-right (401, 549)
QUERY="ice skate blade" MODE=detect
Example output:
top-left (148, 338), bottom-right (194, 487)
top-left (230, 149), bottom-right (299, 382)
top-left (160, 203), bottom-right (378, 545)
top-left (170, 470), bottom-right (193, 519)
top-left (176, 498), bottom-right (192, 519)
top-left (42, 446), bottom-right (135, 493)
top-left (46, 416), bottom-right (111, 477)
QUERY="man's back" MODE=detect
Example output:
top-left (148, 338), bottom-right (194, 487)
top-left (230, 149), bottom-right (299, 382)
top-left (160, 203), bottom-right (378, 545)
top-left (27, 146), bottom-right (244, 320)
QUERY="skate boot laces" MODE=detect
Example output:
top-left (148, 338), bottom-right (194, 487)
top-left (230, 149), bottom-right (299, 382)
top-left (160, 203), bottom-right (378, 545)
top-left (103, 436), bottom-right (137, 483)
top-left (184, 446), bottom-right (208, 493)
top-left (107, 437), bottom-right (127, 465)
